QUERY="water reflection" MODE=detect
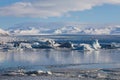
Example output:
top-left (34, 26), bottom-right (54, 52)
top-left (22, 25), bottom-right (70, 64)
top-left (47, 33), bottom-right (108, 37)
top-left (0, 49), bottom-right (120, 69)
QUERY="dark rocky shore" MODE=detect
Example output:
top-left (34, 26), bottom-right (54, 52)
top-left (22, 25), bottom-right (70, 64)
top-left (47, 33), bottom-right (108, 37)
top-left (0, 68), bottom-right (120, 80)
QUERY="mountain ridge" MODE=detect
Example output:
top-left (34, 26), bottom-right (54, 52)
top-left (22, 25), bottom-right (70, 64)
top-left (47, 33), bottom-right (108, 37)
top-left (1, 22), bottom-right (120, 35)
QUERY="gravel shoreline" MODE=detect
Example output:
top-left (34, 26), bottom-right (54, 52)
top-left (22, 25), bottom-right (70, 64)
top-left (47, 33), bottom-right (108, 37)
top-left (1, 68), bottom-right (120, 80)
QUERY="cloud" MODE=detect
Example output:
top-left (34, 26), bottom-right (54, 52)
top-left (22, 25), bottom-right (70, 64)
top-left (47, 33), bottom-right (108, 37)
top-left (0, 0), bottom-right (120, 18)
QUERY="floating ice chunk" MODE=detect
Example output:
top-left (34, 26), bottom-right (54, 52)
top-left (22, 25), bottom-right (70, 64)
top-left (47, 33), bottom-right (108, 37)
top-left (80, 44), bottom-right (94, 51)
top-left (20, 43), bottom-right (32, 49)
top-left (47, 71), bottom-right (52, 75)
top-left (73, 39), bottom-right (101, 51)
top-left (37, 70), bottom-right (52, 75)
top-left (58, 42), bottom-right (74, 48)
top-left (32, 39), bottom-right (60, 49)
top-left (3, 70), bottom-right (25, 76)
top-left (30, 74), bottom-right (37, 76)
top-left (24, 70), bottom-right (52, 76)
top-left (37, 70), bottom-right (44, 74)
top-left (92, 39), bottom-right (101, 50)
top-left (13, 42), bottom-right (20, 47)
top-left (97, 72), bottom-right (107, 78)
top-left (33, 42), bottom-right (39, 45)
top-left (111, 42), bottom-right (120, 48)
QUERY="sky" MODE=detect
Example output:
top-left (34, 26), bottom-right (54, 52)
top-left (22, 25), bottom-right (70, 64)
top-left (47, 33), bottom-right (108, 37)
top-left (0, 0), bottom-right (120, 29)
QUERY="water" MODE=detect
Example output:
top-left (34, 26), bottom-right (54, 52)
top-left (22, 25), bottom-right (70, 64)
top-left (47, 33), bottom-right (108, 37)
top-left (0, 35), bottom-right (120, 73)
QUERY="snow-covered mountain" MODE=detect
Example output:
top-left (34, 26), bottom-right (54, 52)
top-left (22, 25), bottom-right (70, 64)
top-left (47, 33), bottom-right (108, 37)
top-left (7, 22), bottom-right (120, 35)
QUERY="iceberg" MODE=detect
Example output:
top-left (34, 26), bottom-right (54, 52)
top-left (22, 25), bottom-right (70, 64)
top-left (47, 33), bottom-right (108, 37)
top-left (92, 39), bottom-right (101, 50)
top-left (73, 39), bottom-right (101, 51)
top-left (0, 28), bottom-right (9, 36)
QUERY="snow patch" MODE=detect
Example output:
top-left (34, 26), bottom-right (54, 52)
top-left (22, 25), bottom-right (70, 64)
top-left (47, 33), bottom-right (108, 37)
top-left (14, 28), bottom-right (40, 35)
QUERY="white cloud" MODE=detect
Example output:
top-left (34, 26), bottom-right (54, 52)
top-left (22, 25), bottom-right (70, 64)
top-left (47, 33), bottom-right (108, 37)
top-left (0, 0), bottom-right (120, 18)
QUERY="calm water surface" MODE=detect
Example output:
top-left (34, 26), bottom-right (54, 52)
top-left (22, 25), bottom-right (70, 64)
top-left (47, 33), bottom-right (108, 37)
top-left (0, 35), bottom-right (120, 72)
top-left (0, 49), bottom-right (120, 71)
